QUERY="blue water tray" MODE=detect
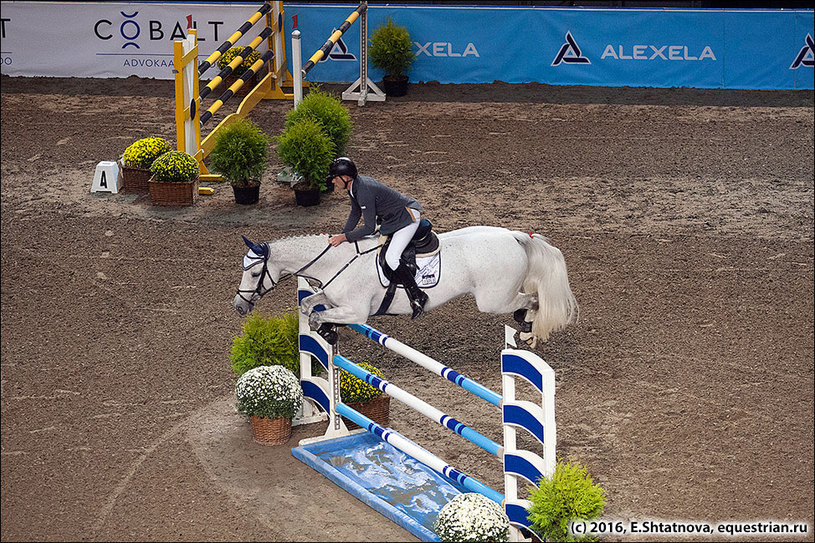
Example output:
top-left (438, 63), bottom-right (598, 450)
top-left (292, 431), bottom-right (467, 541)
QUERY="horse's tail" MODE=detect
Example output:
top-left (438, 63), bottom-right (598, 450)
top-left (513, 231), bottom-right (578, 342)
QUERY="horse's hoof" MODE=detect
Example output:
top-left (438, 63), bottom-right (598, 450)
top-left (317, 324), bottom-right (338, 345)
top-left (519, 331), bottom-right (538, 349)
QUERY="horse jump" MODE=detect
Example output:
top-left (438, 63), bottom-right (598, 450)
top-left (291, 1), bottom-right (385, 106)
top-left (174, 1), bottom-right (294, 181)
top-left (294, 277), bottom-right (555, 540)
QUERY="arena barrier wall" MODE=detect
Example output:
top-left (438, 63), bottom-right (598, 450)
top-left (293, 278), bottom-right (556, 540)
top-left (1, 3), bottom-right (811, 90)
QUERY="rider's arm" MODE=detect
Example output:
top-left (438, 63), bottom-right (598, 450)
top-left (345, 190), bottom-right (377, 242)
top-left (342, 196), bottom-right (362, 234)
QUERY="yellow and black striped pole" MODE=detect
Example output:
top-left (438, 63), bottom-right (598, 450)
top-left (200, 49), bottom-right (275, 126)
top-left (301, 3), bottom-right (366, 75)
top-left (195, 26), bottom-right (273, 108)
top-left (198, 2), bottom-right (272, 75)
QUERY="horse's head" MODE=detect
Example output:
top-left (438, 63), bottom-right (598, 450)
top-left (233, 236), bottom-right (279, 316)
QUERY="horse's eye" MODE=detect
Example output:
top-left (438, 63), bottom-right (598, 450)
top-left (250, 271), bottom-right (261, 278)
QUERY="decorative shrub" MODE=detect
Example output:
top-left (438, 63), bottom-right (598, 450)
top-left (339, 361), bottom-right (385, 404)
top-left (434, 493), bottom-right (510, 543)
top-left (527, 460), bottom-right (606, 542)
top-left (230, 310), bottom-right (300, 376)
top-left (275, 118), bottom-right (334, 191)
top-left (217, 46), bottom-right (262, 76)
top-left (208, 118), bottom-right (271, 187)
top-left (284, 88), bottom-right (353, 158)
top-left (369, 17), bottom-right (416, 79)
top-left (235, 365), bottom-right (303, 420)
top-left (149, 151), bottom-right (199, 183)
top-left (122, 137), bottom-right (172, 169)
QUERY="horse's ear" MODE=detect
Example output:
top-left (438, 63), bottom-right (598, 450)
top-left (242, 235), bottom-right (266, 256)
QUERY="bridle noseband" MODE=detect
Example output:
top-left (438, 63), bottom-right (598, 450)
top-left (235, 244), bottom-right (278, 306)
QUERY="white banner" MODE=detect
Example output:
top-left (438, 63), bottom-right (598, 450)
top-left (0, 2), bottom-right (274, 79)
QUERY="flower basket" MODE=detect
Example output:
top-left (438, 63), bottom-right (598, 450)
top-left (249, 414), bottom-right (292, 445)
top-left (119, 163), bottom-right (152, 194)
top-left (343, 394), bottom-right (390, 430)
top-left (236, 365), bottom-right (303, 446)
top-left (148, 175), bottom-right (198, 206)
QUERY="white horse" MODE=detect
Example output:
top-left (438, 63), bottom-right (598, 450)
top-left (233, 226), bottom-right (577, 346)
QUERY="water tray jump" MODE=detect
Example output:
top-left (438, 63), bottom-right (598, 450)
top-left (292, 431), bottom-right (466, 542)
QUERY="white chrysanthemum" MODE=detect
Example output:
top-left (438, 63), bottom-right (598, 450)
top-left (235, 365), bottom-right (303, 419)
top-left (434, 493), bottom-right (510, 542)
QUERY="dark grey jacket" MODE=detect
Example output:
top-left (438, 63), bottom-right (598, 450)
top-left (342, 175), bottom-right (423, 242)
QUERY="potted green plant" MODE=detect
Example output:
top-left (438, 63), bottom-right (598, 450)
top-left (208, 118), bottom-right (271, 205)
top-left (369, 17), bottom-right (416, 97)
top-left (235, 365), bottom-right (303, 445)
top-left (284, 88), bottom-right (352, 194)
top-left (338, 361), bottom-right (389, 430)
top-left (217, 46), bottom-right (264, 96)
top-left (147, 150), bottom-right (199, 206)
top-left (120, 137), bottom-right (172, 194)
top-left (434, 493), bottom-right (511, 543)
top-left (285, 88), bottom-right (353, 160)
top-left (275, 118), bottom-right (335, 207)
top-left (230, 310), bottom-right (301, 377)
top-left (527, 460), bottom-right (607, 542)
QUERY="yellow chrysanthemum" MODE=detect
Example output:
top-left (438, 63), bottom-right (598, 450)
top-left (149, 151), bottom-right (199, 183)
top-left (122, 137), bottom-right (172, 169)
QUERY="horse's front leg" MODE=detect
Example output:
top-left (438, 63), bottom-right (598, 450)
top-left (301, 291), bottom-right (330, 316)
top-left (308, 302), bottom-right (370, 330)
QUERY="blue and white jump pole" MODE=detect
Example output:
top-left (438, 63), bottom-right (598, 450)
top-left (295, 278), bottom-right (555, 539)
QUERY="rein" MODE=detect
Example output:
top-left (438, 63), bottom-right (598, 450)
top-left (236, 240), bottom-right (378, 304)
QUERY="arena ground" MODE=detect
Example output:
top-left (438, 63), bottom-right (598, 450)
top-left (1, 75), bottom-right (813, 542)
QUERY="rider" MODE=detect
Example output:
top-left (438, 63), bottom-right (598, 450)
top-left (327, 157), bottom-right (429, 319)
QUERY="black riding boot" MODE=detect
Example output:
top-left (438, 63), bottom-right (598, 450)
top-left (394, 263), bottom-right (428, 319)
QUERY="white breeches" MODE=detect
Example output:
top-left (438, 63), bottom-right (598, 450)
top-left (384, 210), bottom-right (420, 271)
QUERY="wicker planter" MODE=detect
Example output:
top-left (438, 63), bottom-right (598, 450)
top-left (120, 164), bottom-right (152, 194)
top-left (148, 176), bottom-right (198, 206)
top-left (249, 415), bottom-right (292, 445)
top-left (343, 394), bottom-right (390, 430)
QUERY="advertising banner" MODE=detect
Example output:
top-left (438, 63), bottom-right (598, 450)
top-left (1, 2), bottom-right (812, 90)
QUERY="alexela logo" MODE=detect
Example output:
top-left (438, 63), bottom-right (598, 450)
top-left (415, 42), bottom-right (479, 57)
top-left (790, 34), bottom-right (814, 69)
top-left (321, 36), bottom-right (356, 63)
top-left (601, 44), bottom-right (716, 61)
top-left (552, 32), bottom-right (590, 66)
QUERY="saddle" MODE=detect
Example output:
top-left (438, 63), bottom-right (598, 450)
top-left (377, 219), bottom-right (439, 282)
top-left (374, 219), bottom-right (440, 315)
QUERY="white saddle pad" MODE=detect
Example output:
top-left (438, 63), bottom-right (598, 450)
top-left (377, 253), bottom-right (441, 288)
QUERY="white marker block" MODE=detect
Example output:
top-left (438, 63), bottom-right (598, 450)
top-left (91, 161), bottom-right (120, 193)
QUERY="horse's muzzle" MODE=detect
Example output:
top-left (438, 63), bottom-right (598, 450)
top-left (233, 294), bottom-right (253, 316)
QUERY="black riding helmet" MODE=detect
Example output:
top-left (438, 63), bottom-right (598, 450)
top-left (326, 157), bottom-right (358, 184)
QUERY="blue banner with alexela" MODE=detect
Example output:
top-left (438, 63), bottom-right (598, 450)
top-left (289, 4), bottom-right (814, 90)
top-left (1, 2), bottom-right (812, 90)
